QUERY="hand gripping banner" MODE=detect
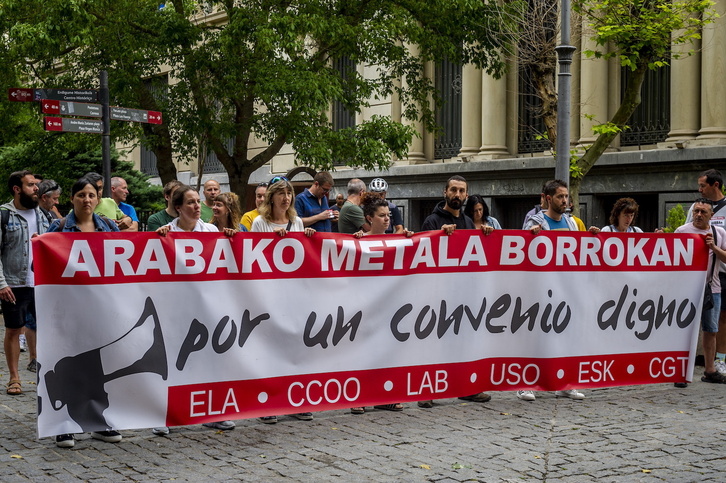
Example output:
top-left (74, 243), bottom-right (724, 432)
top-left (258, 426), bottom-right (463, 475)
top-left (33, 230), bottom-right (707, 437)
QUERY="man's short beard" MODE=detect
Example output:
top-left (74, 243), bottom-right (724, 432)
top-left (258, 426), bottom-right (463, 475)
top-left (446, 197), bottom-right (462, 210)
top-left (19, 191), bottom-right (38, 209)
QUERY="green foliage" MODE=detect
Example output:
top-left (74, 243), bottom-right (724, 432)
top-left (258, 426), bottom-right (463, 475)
top-left (663, 204), bottom-right (686, 233)
top-left (574, 0), bottom-right (715, 71)
top-left (0, 0), bottom-right (520, 198)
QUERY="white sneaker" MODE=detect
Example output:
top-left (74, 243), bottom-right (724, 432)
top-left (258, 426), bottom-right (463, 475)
top-left (715, 360), bottom-right (726, 375)
top-left (516, 390), bottom-right (535, 401)
top-left (202, 420), bottom-right (235, 430)
top-left (555, 389), bottom-right (585, 400)
top-left (19, 334), bottom-right (27, 352)
top-left (152, 427), bottom-right (170, 436)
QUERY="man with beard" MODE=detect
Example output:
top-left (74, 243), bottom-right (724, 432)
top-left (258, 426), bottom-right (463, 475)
top-left (0, 171), bottom-right (51, 395)
top-left (421, 175), bottom-right (473, 233)
top-left (418, 175), bottom-right (493, 408)
top-left (520, 179), bottom-right (599, 401)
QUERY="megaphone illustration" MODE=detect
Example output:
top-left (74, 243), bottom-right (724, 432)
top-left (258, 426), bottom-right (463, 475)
top-left (43, 297), bottom-right (167, 432)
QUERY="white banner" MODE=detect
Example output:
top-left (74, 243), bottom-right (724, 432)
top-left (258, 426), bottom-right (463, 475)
top-left (33, 230), bottom-right (706, 437)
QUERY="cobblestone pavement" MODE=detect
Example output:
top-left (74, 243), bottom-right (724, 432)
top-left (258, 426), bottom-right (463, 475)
top-left (1, 336), bottom-right (725, 482)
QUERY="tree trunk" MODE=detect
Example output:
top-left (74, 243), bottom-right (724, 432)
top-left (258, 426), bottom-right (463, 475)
top-left (569, 63), bottom-right (649, 217)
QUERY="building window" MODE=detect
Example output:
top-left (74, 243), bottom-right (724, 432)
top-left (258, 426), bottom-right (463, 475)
top-left (332, 57), bottom-right (356, 131)
top-left (620, 64), bottom-right (671, 147)
top-left (517, 64), bottom-right (551, 154)
top-left (434, 58), bottom-right (462, 159)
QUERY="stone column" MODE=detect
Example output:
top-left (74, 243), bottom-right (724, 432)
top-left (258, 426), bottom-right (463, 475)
top-left (578, 20), bottom-right (609, 145)
top-left (400, 45), bottom-right (428, 164)
top-left (666, 31), bottom-right (701, 142)
top-left (478, 69), bottom-right (510, 157)
top-left (698, 0), bottom-right (726, 142)
top-left (458, 63), bottom-right (482, 157)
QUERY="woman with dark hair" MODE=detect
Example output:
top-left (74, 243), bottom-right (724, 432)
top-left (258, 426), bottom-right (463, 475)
top-left (212, 192), bottom-right (247, 234)
top-left (464, 194), bottom-right (501, 230)
top-left (601, 197), bottom-right (643, 233)
top-left (349, 193), bottom-right (411, 414)
top-left (156, 185), bottom-right (218, 234)
top-left (48, 177), bottom-right (119, 233)
top-left (48, 176), bottom-right (119, 448)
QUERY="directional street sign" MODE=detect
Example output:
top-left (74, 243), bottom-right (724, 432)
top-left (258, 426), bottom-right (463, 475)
top-left (44, 116), bottom-right (103, 134)
top-left (41, 100), bottom-right (102, 118)
top-left (7, 88), bottom-right (34, 102)
top-left (34, 89), bottom-right (98, 103)
top-left (110, 106), bottom-right (163, 124)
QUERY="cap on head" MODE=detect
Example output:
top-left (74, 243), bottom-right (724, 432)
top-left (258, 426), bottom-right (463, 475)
top-left (369, 178), bottom-right (388, 193)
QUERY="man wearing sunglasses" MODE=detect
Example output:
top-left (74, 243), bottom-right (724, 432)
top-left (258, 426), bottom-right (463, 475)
top-left (295, 171), bottom-right (337, 232)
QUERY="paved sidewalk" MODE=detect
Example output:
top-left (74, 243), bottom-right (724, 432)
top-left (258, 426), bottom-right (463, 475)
top-left (1, 337), bottom-right (725, 482)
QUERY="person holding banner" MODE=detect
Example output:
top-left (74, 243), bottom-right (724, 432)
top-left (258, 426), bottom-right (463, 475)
top-left (211, 192), bottom-right (247, 234)
top-left (418, 175), bottom-right (494, 408)
top-left (252, 176), bottom-right (315, 423)
top-left (350, 194), bottom-right (412, 414)
top-left (155, 185), bottom-right (219, 234)
top-left (251, 176), bottom-right (315, 238)
top-left (47, 176), bottom-right (121, 448)
top-left (48, 177), bottom-right (120, 233)
top-left (520, 179), bottom-right (599, 402)
top-left (601, 198), bottom-right (643, 233)
top-left (676, 198), bottom-right (726, 385)
top-left (153, 184), bottom-right (237, 435)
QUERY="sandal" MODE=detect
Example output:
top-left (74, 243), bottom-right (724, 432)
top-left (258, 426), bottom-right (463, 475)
top-left (6, 379), bottom-right (21, 395)
top-left (373, 403), bottom-right (403, 411)
top-left (350, 407), bottom-right (365, 414)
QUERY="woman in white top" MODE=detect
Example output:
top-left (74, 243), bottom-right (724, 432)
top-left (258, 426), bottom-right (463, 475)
top-left (601, 197), bottom-right (643, 233)
top-left (251, 176), bottom-right (315, 237)
top-left (156, 185), bottom-right (218, 235)
top-left (153, 184), bottom-right (234, 434)
top-left (251, 176), bottom-right (314, 424)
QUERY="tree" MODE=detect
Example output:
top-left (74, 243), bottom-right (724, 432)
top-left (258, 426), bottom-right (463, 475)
top-left (509, 0), bottom-right (713, 213)
top-left (568, 0), bottom-right (713, 211)
top-left (1, 0), bottom-right (517, 200)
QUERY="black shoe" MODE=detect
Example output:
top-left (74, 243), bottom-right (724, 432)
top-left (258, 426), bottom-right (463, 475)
top-left (701, 371), bottom-right (726, 384)
top-left (55, 434), bottom-right (75, 448)
top-left (673, 382), bottom-right (688, 388)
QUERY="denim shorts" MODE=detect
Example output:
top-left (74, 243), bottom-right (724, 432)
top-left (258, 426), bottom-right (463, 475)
top-left (702, 292), bottom-right (721, 333)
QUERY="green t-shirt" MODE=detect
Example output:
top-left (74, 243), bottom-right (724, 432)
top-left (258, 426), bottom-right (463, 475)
top-left (146, 209), bottom-right (175, 231)
top-left (94, 198), bottom-right (124, 220)
top-left (201, 202), bottom-right (214, 223)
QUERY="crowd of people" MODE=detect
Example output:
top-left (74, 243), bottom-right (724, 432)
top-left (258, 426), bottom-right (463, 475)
top-left (1, 167), bottom-right (723, 448)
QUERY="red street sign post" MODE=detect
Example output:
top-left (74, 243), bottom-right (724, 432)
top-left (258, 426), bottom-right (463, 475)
top-left (7, 88), bottom-right (34, 102)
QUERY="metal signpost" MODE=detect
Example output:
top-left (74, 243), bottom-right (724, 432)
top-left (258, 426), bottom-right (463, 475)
top-left (7, 72), bottom-right (162, 195)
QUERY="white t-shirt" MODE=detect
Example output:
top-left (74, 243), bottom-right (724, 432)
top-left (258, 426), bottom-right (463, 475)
top-left (251, 216), bottom-right (304, 233)
top-left (165, 218), bottom-right (219, 232)
top-left (675, 223), bottom-right (726, 293)
top-left (15, 208), bottom-right (37, 287)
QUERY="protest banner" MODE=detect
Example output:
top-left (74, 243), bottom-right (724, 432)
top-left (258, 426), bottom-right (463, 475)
top-left (33, 230), bottom-right (707, 437)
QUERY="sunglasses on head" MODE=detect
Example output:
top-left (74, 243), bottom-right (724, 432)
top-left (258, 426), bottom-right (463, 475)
top-left (39, 184), bottom-right (59, 196)
top-left (269, 176), bottom-right (289, 185)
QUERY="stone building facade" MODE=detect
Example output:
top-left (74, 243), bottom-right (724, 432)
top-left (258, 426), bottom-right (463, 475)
top-left (127, 0), bottom-right (726, 231)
